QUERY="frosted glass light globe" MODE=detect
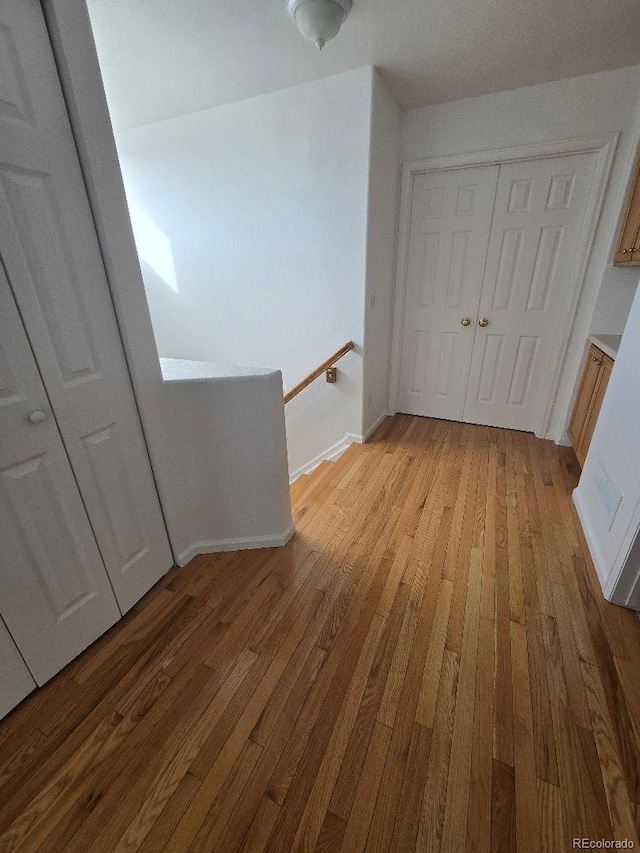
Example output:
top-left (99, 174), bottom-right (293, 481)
top-left (288, 0), bottom-right (352, 50)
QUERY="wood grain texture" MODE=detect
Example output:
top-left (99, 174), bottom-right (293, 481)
top-left (1, 415), bottom-right (639, 852)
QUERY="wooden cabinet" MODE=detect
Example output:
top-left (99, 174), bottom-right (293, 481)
top-left (568, 344), bottom-right (614, 467)
top-left (614, 156), bottom-right (640, 265)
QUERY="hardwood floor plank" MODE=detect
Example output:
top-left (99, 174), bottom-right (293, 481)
top-left (339, 721), bottom-right (392, 853)
top-left (329, 582), bottom-right (410, 823)
top-left (416, 648), bottom-right (460, 853)
top-left (289, 614), bottom-right (386, 851)
top-left (98, 650), bottom-right (258, 851)
top-left (490, 759), bottom-right (516, 853)
top-left (510, 619), bottom-right (540, 853)
top-left (440, 546), bottom-right (483, 853)
top-left (541, 612), bottom-right (591, 844)
top-left (314, 810), bottom-right (346, 853)
top-left (523, 606), bottom-right (559, 787)
top-left (2, 416), bottom-right (640, 853)
top-left (465, 616), bottom-right (495, 853)
top-left (492, 436), bottom-right (514, 768)
top-left (238, 797), bottom-right (280, 853)
top-left (215, 647), bottom-right (327, 852)
top-left (536, 779), bottom-right (564, 853)
top-left (581, 662), bottom-right (639, 845)
top-left (416, 578), bottom-right (453, 729)
top-left (388, 722), bottom-right (432, 852)
top-left (136, 772), bottom-right (200, 853)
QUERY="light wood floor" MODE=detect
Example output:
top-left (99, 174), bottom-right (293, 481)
top-left (1, 415), bottom-right (640, 852)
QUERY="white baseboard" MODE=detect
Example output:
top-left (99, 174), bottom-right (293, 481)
top-left (554, 433), bottom-right (572, 447)
top-left (289, 412), bottom-right (389, 485)
top-left (289, 435), bottom-right (357, 484)
top-left (176, 523), bottom-right (295, 567)
top-left (361, 410), bottom-right (389, 443)
top-left (572, 488), bottom-right (609, 595)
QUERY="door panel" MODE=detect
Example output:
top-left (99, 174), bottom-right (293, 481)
top-left (0, 264), bottom-right (120, 686)
top-left (0, 618), bottom-right (36, 719)
top-left (0, 0), bottom-right (172, 612)
top-left (398, 165), bottom-right (499, 419)
top-left (463, 153), bottom-right (597, 430)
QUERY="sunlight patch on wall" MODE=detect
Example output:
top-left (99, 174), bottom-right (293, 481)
top-left (128, 199), bottom-right (178, 293)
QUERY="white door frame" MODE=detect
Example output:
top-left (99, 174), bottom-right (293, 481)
top-left (389, 134), bottom-right (618, 439)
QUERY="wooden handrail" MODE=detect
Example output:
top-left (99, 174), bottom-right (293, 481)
top-left (284, 341), bottom-right (355, 404)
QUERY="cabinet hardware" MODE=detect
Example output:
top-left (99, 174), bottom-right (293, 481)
top-left (478, 318), bottom-right (489, 327)
top-left (461, 317), bottom-right (471, 326)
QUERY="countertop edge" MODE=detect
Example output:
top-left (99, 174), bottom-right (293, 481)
top-left (588, 334), bottom-right (622, 361)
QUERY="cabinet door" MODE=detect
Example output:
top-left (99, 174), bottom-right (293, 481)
top-left (0, 265), bottom-right (120, 686)
top-left (0, 618), bottom-right (36, 719)
top-left (0, 0), bottom-right (173, 612)
top-left (614, 160), bottom-right (640, 265)
top-left (576, 354), bottom-right (614, 466)
top-left (568, 344), bottom-right (604, 462)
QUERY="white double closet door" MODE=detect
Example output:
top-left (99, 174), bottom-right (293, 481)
top-left (398, 153), bottom-right (597, 431)
top-left (0, 0), bottom-right (173, 708)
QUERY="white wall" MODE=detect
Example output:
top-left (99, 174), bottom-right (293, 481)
top-left (573, 282), bottom-right (640, 609)
top-left (45, 0), bottom-right (293, 563)
top-left (116, 68), bottom-right (375, 476)
top-left (362, 71), bottom-right (402, 436)
top-left (402, 65), bottom-right (640, 440)
top-left (158, 360), bottom-right (293, 565)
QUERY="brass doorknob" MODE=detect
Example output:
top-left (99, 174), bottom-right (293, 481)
top-left (461, 317), bottom-right (471, 326)
top-left (478, 318), bottom-right (489, 327)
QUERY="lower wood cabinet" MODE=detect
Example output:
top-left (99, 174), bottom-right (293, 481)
top-left (568, 343), bottom-right (614, 467)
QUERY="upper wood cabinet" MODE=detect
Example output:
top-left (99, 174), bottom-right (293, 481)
top-left (614, 155), bottom-right (640, 265)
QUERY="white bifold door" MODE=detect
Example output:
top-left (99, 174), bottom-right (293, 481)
top-left (398, 153), bottom-right (597, 431)
top-left (0, 266), bottom-right (120, 685)
top-left (0, 0), bottom-right (173, 707)
top-left (0, 618), bottom-right (36, 719)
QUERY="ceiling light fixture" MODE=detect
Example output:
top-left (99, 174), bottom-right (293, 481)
top-left (288, 0), bottom-right (352, 51)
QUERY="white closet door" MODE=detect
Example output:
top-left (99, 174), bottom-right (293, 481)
top-left (398, 165), bottom-right (499, 419)
top-left (0, 618), bottom-right (36, 718)
top-left (0, 0), bottom-right (172, 612)
top-left (0, 265), bottom-right (120, 686)
top-left (463, 153), bottom-right (597, 430)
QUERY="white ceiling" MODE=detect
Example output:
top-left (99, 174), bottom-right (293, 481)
top-left (87, 0), bottom-right (640, 130)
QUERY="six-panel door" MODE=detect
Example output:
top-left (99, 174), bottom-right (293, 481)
top-left (0, 266), bottom-right (120, 685)
top-left (399, 152), bottom-right (597, 432)
top-left (463, 153), bottom-right (597, 431)
top-left (398, 165), bottom-right (499, 419)
top-left (0, 0), bottom-right (172, 614)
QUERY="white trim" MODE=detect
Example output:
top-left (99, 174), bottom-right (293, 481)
top-left (389, 134), bottom-right (619, 440)
top-left (573, 486), bottom-right (640, 609)
top-left (603, 497), bottom-right (640, 609)
top-left (572, 488), bottom-right (610, 596)
top-left (553, 434), bottom-right (572, 447)
top-left (288, 411), bottom-right (388, 485)
top-left (289, 433), bottom-right (358, 484)
top-left (176, 523), bottom-right (296, 567)
top-left (361, 409), bottom-right (388, 442)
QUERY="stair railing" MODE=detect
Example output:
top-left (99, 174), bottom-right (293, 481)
top-left (284, 341), bottom-right (355, 404)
